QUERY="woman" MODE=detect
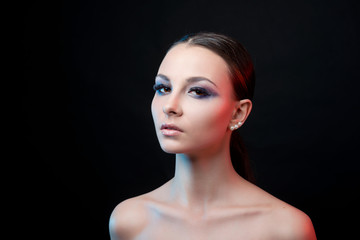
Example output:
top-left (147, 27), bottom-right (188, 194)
top-left (109, 32), bottom-right (316, 240)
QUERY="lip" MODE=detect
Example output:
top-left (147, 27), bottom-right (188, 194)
top-left (160, 123), bottom-right (183, 136)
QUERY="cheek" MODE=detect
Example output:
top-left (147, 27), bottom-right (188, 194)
top-left (185, 100), bottom-right (232, 137)
top-left (151, 95), bottom-right (160, 123)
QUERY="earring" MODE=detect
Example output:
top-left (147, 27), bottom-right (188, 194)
top-left (230, 121), bottom-right (242, 131)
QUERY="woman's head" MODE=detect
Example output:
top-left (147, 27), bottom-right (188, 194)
top-left (151, 32), bottom-right (256, 181)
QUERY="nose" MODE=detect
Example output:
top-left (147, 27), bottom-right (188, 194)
top-left (162, 94), bottom-right (183, 117)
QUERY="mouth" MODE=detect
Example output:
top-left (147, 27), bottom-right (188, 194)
top-left (160, 123), bottom-right (183, 136)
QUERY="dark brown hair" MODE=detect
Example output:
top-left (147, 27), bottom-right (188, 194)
top-left (170, 32), bottom-right (256, 183)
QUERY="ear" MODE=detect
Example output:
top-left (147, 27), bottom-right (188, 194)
top-left (229, 99), bottom-right (252, 130)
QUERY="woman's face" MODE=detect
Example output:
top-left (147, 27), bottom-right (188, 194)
top-left (151, 44), bottom-right (238, 155)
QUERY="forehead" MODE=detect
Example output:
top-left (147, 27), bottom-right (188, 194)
top-left (158, 44), bottom-right (231, 85)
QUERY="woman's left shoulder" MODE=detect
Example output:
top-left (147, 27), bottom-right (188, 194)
top-left (238, 181), bottom-right (317, 239)
top-left (267, 201), bottom-right (317, 240)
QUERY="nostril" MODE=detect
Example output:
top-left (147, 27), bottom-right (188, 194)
top-left (163, 100), bottom-right (182, 116)
top-left (163, 105), bottom-right (175, 113)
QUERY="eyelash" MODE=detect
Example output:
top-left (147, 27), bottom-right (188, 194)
top-left (152, 84), bottom-right (212, 99)
top-left (189, 87), bottom-right (211, 98)
top-left (153, 84), bottom-right (171, 95)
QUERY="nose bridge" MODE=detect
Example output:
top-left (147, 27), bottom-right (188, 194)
top-left (163, 89), bottom-right (182, 116)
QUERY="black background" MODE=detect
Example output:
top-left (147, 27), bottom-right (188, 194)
top-left (23, 0), bottom-right (359, 239)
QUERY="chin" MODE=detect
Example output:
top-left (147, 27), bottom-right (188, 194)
top-left (156, 132), bottom-right (224, 155)
top-left (159, 140), bottom-right (210, 155)
top-left (158, 139), bottom-right (193, 154)
top-left (159, 143), bottom-right (185, 154)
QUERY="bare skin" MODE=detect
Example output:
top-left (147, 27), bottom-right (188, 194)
top-left (109, 44), bottom-right (317, 239)
top-left (109, 178), bottom-right (316, 240)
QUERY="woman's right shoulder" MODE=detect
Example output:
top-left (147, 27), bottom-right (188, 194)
top-left (109, 196), bottom-right (150, 240)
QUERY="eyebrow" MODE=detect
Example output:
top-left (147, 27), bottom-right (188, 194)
top-left (155, 74), bottom-right (217, 87)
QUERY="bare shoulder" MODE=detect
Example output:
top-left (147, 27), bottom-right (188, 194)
top-left (238, 181), bottom-right (316, 239)
top-left (109, 181), bottom-right (172, 239)
top-left (268, 202), bottom-right (317, 240)
top-left (109, 196), bottom-right (149, 240)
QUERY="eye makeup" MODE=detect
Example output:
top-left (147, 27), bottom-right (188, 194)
top-left (153, 83), bottom-right (218, 99)
top-left (153, 83), bottom-right (171, 95)
top-left (188, 86), bottom-right (218, 99)
top-left (153, 74), bottom-right (219, 99)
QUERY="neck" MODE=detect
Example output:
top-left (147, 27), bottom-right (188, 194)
top-left (168, 141), bottom-right (242, 214)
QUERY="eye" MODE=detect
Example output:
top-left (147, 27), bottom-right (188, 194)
top-left (153, 83), bottom-right (171, 95)
top-left (188, 87), bottom-right (211, 98)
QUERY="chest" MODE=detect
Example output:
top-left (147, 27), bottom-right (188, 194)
top-left (133, 210), bottom-right (272, 240)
